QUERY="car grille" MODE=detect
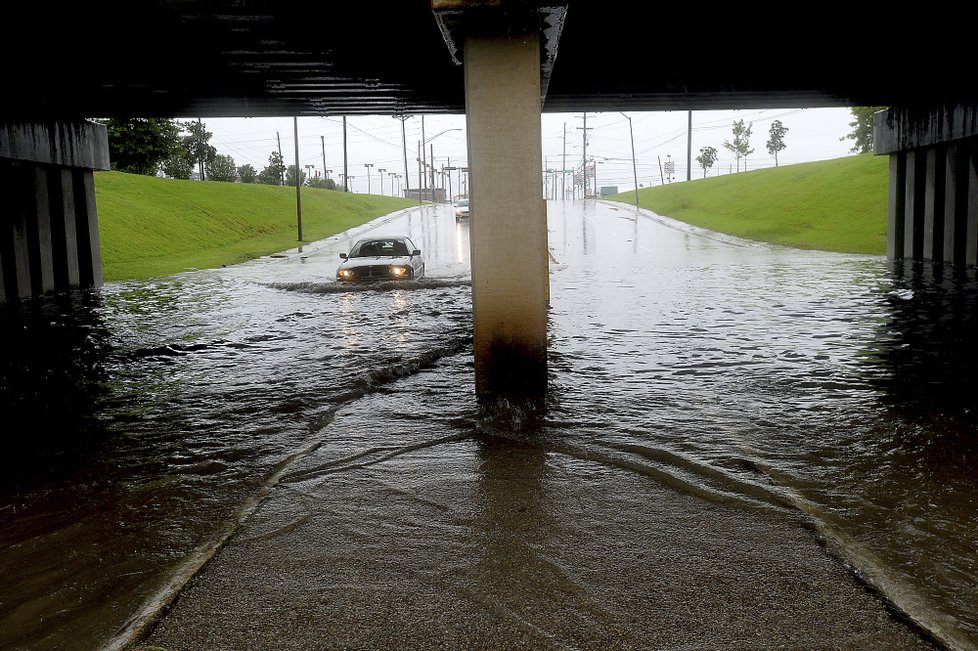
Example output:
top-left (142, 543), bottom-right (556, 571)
top-left (352, 265), bottom-right (398, 280)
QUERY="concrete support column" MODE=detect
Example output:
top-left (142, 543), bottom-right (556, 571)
top-left (464, 34), bottom-right (549, 397)
top-left (966, 149), bottom-right (978, 266)
top-left (922, 147), bottom-right (945, 261)
top-left (887, 153), bottom-right (906, 260)
top-left (943, 145), bottom-right (964, 264)
top-left (903, 150), bottom-right (925, 260)
top-left (0, 120), bottom-right (107, 300)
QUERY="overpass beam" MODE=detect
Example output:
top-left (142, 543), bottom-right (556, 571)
top-left (0, 121), bottom-right (108, 300)
top-left (464, 34), bottom-right (549, 398)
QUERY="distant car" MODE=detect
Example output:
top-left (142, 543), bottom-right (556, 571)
top-left (336, 236), bottom-right (425, 282)
top-left (454, 199), bottom-right (470, 220)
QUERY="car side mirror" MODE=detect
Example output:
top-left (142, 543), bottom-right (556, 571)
top-left (339, 253), bottom-right (348, 259)
top-left (412, 249), bottom-right (421, 256)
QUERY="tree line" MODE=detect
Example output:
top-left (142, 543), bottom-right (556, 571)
top-left (96, 118), bottom-right (339, 189)
top-left (100, 108), bottom-right (882, 187)
top-left (692, 107), bottom-right (882, 179)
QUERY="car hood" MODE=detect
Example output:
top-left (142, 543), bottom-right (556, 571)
top-left (338, 255), bottom-right (415, 269)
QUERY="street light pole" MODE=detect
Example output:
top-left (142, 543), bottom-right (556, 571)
top-left (378, 168), bottom-right (386, 195)
top-left (421, 127), bottom-right (462, 203)
top-left (394, 114), bottom-right (412, 196)
top-left (364, 163), bottom-right (373, 194)
top-left (342, 117), bottom-right (348, 192)
top-left (619, 111), bottom-right (640, 209)
top-left (293, 116), bottom-right (303, 242)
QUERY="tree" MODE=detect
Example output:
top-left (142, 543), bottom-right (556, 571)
top-left (207, 154), bottom-right (237, 182)
top-left (161, 149), bottom-right (194, 180)
top-left (842, 106), bottom-right (885, 154)
top-left (183, 119), bottom-right (217, 180)
top-left (99, 118), bottom-right (181, 175)
top-left (237, 164), bottom-right (257, 184)
top-left (695, 146), bottom-right (718, 178)
top-left (766, 120), bottom-right (789, 167)
top-left (723, 119), bottom-right (754, 172)
top-left (285, 164), bottom-right (306, 187)
top-left (257, 151), bottom-right (286, 185)
top-left (306, 176), bottom-right (328, 189)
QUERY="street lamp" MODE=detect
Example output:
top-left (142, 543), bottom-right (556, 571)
top-left (378, 168), bottom-right (386, 195)
top-left (424, 128), bottom-right (462, 203)
top-left (388, 171), bottom-right (398, 197)
top-left (364, 163), bottom-right (373, 194)
top-left (304, 164), bottom-right (314, 184)
top-left (619, 112), bottom-right (640, 209)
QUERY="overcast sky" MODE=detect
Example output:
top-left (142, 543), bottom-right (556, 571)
top-left (192, 107), bottom-right (857, 195)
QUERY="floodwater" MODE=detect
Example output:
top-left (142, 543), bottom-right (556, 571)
top-left (0, 201), bottom-right (975, 650)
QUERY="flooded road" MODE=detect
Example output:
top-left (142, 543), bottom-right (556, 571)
top-left (0, 201), bottom-right (975, 650)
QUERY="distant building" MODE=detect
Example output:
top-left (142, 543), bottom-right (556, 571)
top-left (599, 186), bottom-right (618, 197)
top-left (404, 188), bottom-right (446, 202)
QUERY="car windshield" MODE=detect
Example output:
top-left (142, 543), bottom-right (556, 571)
top-left (349, 239), bottom-right (410, 257)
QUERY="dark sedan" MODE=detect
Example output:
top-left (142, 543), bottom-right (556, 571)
top-left (336, 236), bottom-right (425, 282)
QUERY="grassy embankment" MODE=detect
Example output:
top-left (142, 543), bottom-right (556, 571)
top-left (608, 154), bottom-right (889, 255)
top-left (94, 171), bottom-right (416, 281)
top-left (96, 155), bottom-right (888, 282)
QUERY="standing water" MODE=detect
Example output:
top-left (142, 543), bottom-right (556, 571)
top-left (0, 202), bottom-right (974, 650)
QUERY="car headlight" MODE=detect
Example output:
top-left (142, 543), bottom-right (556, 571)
top-left (337, 269), bottom-right (354, 279)
top-left (390, 266), bottom-right (408, 277)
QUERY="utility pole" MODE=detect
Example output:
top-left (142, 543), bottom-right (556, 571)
top-left (197, 118), bottom-right (205, 181)
top-left (342, 117), bottom-right (348, 192)
top-left (562, 122), bottom-right (567, 200)
top-left (421, 115), bottom-right (427, 194)
top-left (416, 140), bottom-right (423, 205)
top-left (658, 155), bottom-right (665, 186)
top-left (577, 112), bottom-right (589, 198)
top-left (276, 131), bottom-right (284, 185)
top-left (293, 117), bottom-right (303, 242)
top-left (687, 110), bottom-right (692, 182)
top-left (446, 157), bottom-right (453, 202)
top-left (321, 135), bottom-right (327, 185)
top-left (394, 114), bottom-right (412, 196)
top-left (430, 144), bottom-right (436, 200)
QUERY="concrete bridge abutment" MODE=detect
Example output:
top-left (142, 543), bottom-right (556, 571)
top-left (876, 105), bottom-right (978, 266)
top-left (0, 121), bottom-right (109, 301)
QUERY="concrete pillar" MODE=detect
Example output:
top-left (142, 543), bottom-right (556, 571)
top-left (0, 120), bottom-right (108, 300)
top-left (966, 150), bottom-right (978, 267)
top-left (464, 34), bottom-right (549, 397)
top-left (922, 147), bottom-right (945, 261)
top-left (887, 153), bottom-right (906, 260)
top-left (943, 145), bottom-right (964, 265)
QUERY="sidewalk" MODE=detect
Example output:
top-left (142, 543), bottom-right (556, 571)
top-left (135, 378), bottom-right (940, 650)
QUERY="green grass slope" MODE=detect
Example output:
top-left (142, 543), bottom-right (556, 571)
top-left (609, 154), bottom-right (888, 255)
top-left (95, 171), bottom-right (415, 281)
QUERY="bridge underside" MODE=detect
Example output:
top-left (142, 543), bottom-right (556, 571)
top-left (3, 1), bottom-right (978, 398)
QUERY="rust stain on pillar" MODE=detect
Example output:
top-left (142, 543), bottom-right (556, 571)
top-left (464, 34), bottom-right (549, 398)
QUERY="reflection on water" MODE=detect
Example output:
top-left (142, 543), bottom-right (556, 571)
top-left (0, 202), bottom-right (975, 650)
